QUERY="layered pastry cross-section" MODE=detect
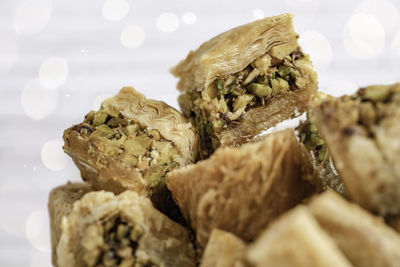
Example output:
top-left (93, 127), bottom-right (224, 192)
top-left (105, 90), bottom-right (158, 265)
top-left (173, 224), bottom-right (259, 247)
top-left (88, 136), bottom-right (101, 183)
top-left (167, 129), bottom-right (319, 248)
top-left (172, 13), bottom-right (318, 157)
top-left (63, 87), bottom-right (199, 215)
top-left (309, 191), bottom-right (400, 267)
top-left (48, 183), bottom-right (196, 267)
top-left (246, 206), bottom-right (352, 267)
top-left (312, 83), bottom-right (400, 215)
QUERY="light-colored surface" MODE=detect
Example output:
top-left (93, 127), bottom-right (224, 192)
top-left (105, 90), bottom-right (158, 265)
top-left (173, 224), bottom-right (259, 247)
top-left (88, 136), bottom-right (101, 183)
top-left (0, 0), bottom-right (399, 266)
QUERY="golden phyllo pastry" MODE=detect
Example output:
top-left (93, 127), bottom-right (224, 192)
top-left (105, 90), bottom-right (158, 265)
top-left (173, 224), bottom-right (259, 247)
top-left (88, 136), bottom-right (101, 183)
top-left (48, 183), bottom-right (196, 267)
top-left (309, 191), bottom-right (400, 267)
top-left (63, 87), bottom-right (199, 216)
top-left (200, 229), bottom-right (248, 267)
top-left (167, 129), bottom-right (319, 248)
top-left (171, 13), bottom-right (318, 157)
top-left (312, 83), bottom-right (400, 215)
top-left (48, 183), bottom-right (93, 266)
top-left (247, 206), bottom-right (352, 267)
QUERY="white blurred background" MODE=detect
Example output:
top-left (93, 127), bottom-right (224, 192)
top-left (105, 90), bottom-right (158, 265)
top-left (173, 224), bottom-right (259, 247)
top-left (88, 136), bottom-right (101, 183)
top-left (0, 0), bottom-right (399, 266)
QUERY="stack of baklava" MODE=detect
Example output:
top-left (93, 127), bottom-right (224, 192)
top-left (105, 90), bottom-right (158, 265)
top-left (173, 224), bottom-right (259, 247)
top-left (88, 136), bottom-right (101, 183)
top-left (48, 13), bottom-right (400, 267)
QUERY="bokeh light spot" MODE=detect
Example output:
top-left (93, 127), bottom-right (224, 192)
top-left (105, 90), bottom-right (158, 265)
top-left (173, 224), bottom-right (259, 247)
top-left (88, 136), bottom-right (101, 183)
top-left (102, 0), bottom-right (130, 21)
top-left (343, 13), bottom-right (385, 59)
top-left (39, 57), bottom-right (69, 90)
top-left (120, 25), bottom-right (145, 48)
top-left (21, 79), bottom-right (58, 120)
top-left (14, 0), bottom-right (52, 35)
top-left (41, 139), bottom-right (67, 171)
top-left (25, 210), bottom-right (51, 252)
top-left (182, 12), bottom-right (197, 24)
top-left (156, 13), bottom-right (180, 33)
top-left (355, 0), bottom-right (400, 34)
top-left (299, 30), bottom-right (333, 72)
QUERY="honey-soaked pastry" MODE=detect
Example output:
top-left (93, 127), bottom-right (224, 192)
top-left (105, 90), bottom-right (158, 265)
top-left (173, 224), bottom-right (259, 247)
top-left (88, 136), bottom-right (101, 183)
top-left (49, 185), bottom-right (196, 267)
top-left (167, 129), bottom-right (318, 248)
top-left (200, 229), bottom-right (248, 267)
top-left (63, 87), bottom-right (199, 216)
top-left (171, 13), bottom-right (318, 157)
top-left (312, 83), bottom-right (400, 215)
top-left (246, 206), bottom-right (352, 267)
top-left (309, 191), bottom-right (400, 267)
top-left (48, 183), bottom-right (93, 266)
top-left (297, 110), bottom-right (344, 194)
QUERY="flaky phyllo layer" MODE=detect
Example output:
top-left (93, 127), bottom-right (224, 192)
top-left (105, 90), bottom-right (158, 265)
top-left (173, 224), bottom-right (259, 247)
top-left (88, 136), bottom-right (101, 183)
top-left (63, 87), bottom-right (199, 217)
top-left (72, 105), bottom-right (180, 192)
top-left (172, 14), bottom-right (317, 157)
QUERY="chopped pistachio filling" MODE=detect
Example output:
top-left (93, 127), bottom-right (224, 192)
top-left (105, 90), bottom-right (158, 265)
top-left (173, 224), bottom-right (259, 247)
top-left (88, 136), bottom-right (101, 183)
top-left (72, 106), bottom-right (180, 189)
top-left (83, 216), bottom-right (158, 267)
top-left (297, 115), bottom-right (344, 194)
top-left (179, 45), bottom-right (309, 156)
top-left (336, 84), bottom-right (399, 138)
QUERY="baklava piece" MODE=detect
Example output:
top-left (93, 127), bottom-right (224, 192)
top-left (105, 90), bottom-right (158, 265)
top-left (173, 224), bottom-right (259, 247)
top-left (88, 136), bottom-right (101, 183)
top-left (63, 87), bottom-right (199, 216)
top-left (246, 206), bottom-right (352, 267)
top-left (49, 184), bottom-right (196, 267)
top-left (313, 83), bottom-right (400, 215)
top-left (167, 129), bottom-right (318, 248)
top-left (297, 111), bottom-right (344, 194)
top-left (309, 191), bottom-right (400, 267)
top-left (48, 183), bottom-right (93, 266)
top-left (200, 229), bottom-right (248, 267)
top-left (171, 13), bottom-right (318, 157)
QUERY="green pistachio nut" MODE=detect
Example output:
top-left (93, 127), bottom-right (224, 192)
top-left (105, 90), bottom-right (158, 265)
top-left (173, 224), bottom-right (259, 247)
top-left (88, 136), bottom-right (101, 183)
top-left (93, 111), bottom-right (109, 126)
top-left (84, 111), bottom-right (95, 123)
top-left (216, 79), bottom-right (225, 93)
top-left (124, 124), bottom-right (140, 136)
top-left (364, 85), bottom-right (391, 102)
top-left (278, 65), bottom-right (292, 77)
top-left (271, 78), bottom-right (289, 95)
top-left (309, 132), bottom-right (324, 147)
top-left (247, 83), bottom-right (272, 97)
top-left (96, 124), bottom-right (114, 138)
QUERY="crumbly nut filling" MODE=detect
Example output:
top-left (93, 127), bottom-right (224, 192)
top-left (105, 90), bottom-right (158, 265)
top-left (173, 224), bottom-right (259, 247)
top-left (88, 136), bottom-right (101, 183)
top-left (339, 85), bottom-right (399, 136)
top-left (82, 217), bottom-right (157, 267)
top-left (179, 44), bottom-right (311, 155)
top-left (71, 106), bottom-right (180, 189)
